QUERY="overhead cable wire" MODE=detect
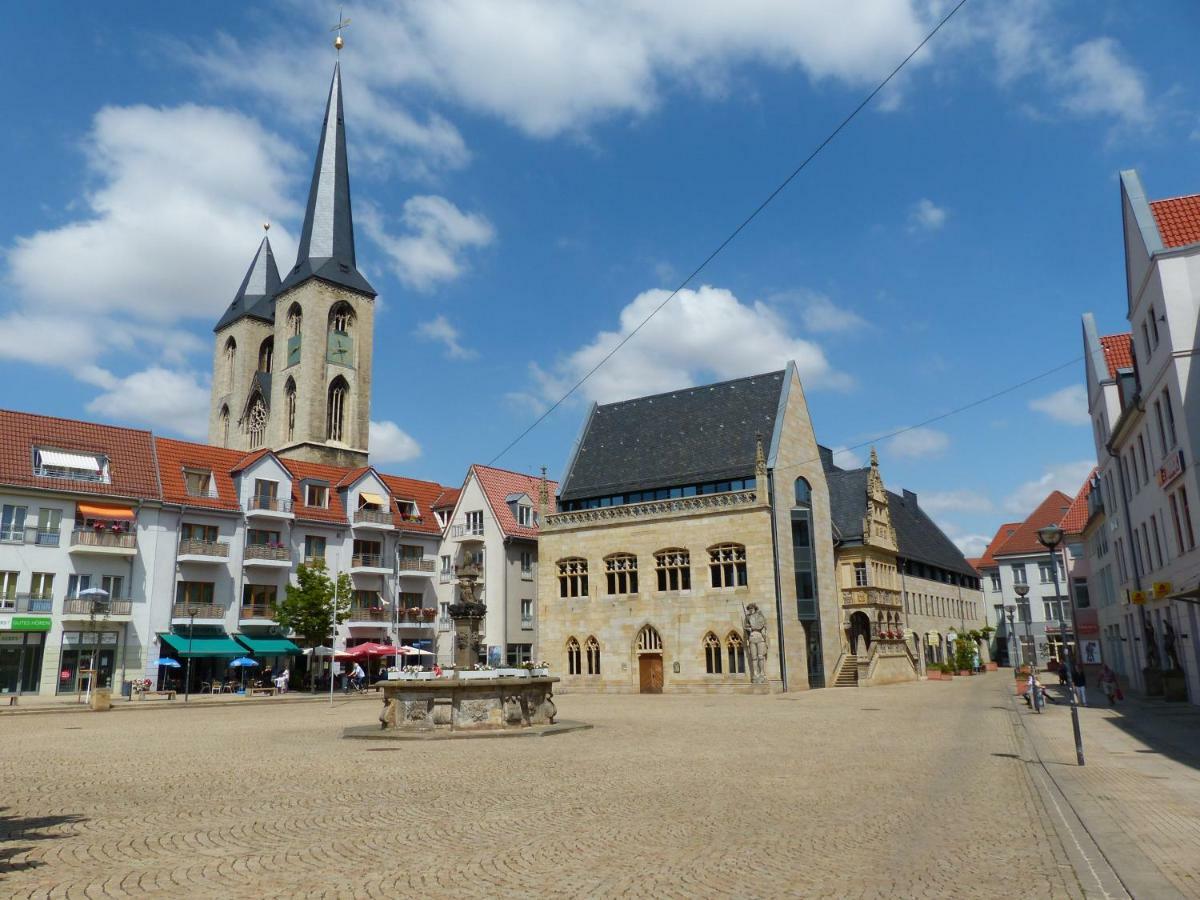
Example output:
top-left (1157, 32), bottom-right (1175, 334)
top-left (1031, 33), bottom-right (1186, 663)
top-left (487, 0), bottom-right (972, 466)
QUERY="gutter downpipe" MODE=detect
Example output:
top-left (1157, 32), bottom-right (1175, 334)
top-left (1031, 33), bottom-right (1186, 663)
top-left (765, 469), bottom-right (788, 692)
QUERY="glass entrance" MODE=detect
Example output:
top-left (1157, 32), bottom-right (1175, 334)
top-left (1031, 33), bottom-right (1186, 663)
top-left (803, 620), bottom-right (825, 688)
top-left (57, 632), bottom-right (119, 693)
top-left (0, 634), bottom-right (43, 694)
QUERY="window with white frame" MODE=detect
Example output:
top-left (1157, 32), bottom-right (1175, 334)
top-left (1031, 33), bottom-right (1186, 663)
top-left (853, 562), bottom-right (868, 587)
top-left (517, 504), bottom-right (533, 527)
top-left (305, 483), bottom-right (328, 508)
top-left (1011, 564), bottom-right (1027, 585)
top-left (520, 598), bottom-right (533, 627)
top-left (520, 550), bottom-right (533, 577)
top-left (465, 510), bottom-right (483, 535)
top-left (990, 573), bottom-right (1001, 592)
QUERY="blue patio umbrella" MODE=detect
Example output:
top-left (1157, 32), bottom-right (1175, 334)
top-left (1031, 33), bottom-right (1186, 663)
top-left (229, 656), bottom-right (258, 690)
top-left (152, 658), bottom-right (182, 668)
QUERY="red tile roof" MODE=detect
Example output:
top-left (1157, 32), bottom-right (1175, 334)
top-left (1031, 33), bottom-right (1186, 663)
top-left (992, 491), bottom-right (1075, 558)
top-left (0, 409), bottom-right (160, 502)
top-left (155, 438), bottom-right (243, 512)
top-left (432, 487), bottom-right (460, 510)
top-left (472, 465), bottom-right (558, 539)
top-left (975, 522), bottom-right (1022, 569)
top-left (1150, 195), bottom-right (1200, 249)
top-left (280, 458), bottom-right (352, 525)
top-left (1060, 470), bottom-right (1097, 535)
top-left (1099, 333), bottom-right (1134, 378)
top-left (378, 473), bottom-right (457, 536)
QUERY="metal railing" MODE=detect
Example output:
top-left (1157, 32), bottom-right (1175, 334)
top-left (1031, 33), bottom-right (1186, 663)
top-left (185, 486), bottom-right (221, 500)
top-left (351, 553), bottom-right (384, 568)
top-left (35, 465), bottom-right (107, 484)
top-left (178, 539), bottom-right (230, 558)
top-left (353, 508), bottom-right (392, 526)
top-left (70, 530), bottom-right (136, 550)
top-left (0, 527), bottom-right (60, 546)
top-left (439, 571), bottom-right (454, 583)
top-left (346, 606), bottom-right (390, 622)
top-left (246, 496), bottom-right (293, 514)
top-left (398, 607), bottom-right (436, 622)
top-left (0, 594), bottom-right (54, 613)
top-left (398, 557), bottom-right (436, 573)
top-left (62, 598), bottom-right (133, 616)
top-left (521, 616), bottom-right (534, 628)
top-left (239, 604), bottom-right (275, 620)
top-left (451, 523), bottom-right (484, 538)
top-left (171, 603), bottom-right (225, 619)
top-left (244, 545), bottom-right (290, 562)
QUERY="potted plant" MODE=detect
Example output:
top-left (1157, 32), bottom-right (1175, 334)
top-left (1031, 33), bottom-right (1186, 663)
top-left (531, 660), bottom-right (550, 677)
top-left (459, 663), bottom-right (496, 681)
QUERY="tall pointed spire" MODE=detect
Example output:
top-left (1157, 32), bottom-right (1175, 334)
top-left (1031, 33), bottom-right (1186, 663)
top-left (214, 232), bottom-right (282, 331)
top-left (280, 62), bottom-right (375, 297)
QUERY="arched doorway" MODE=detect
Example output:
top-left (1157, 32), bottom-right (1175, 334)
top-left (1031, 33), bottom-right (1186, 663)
top-left (848, 611), bottom-right (871, 656)
top-left (635, 625), bottom-right (663, 694)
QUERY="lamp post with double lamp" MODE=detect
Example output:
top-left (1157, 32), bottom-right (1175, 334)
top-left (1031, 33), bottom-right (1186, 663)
top-left (1013, 584), bottom-right (1034, 668)
top-left (1005, 606), bottom-right (1018, 670)
top-left (184, 607), bottom-right (198, 703)
top-left (1037, 524), bottom-right (1085, 766)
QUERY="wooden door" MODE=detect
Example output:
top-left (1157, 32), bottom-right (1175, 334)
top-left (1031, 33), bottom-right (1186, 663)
top-left (639, 654), bottom-right (663, 694)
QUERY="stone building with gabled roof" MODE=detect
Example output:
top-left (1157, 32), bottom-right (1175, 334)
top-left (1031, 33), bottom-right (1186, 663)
top-left (539, 364), bottom-right (839, 693)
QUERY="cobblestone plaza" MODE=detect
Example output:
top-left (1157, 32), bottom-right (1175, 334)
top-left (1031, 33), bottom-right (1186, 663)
top-left (0, 674), bottom-right (1113, 899)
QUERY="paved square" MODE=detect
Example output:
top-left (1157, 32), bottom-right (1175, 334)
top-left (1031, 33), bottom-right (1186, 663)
top-left (1, 675), bottom-right (1081, 898)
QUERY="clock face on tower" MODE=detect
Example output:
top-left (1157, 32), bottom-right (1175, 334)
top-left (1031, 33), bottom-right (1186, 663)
top-left (326, 331), bottom-right (353, 367)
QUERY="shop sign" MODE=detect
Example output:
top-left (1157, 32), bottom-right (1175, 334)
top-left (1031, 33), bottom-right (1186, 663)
top-left (1130, 590), bottom-right (1147, 605)
top-left (1153, 581), bottom-right (1172, 600)
top-left (0, 614), bottom-right (51, 632)
top-left (1078, 622), bottom-right (1100, 635)
top-left (1157, 450), bottom-right (1185, 489)
top-left (0, 633), bottom-right (24, 644)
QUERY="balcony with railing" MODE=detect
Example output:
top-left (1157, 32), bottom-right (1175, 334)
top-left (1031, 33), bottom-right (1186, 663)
top-left (346, 605), bottom-right (390, 624)
top-left (68, 529), bottom-right (137, 555)
top-left (841, 585), bottom-right (902, 609)
top-left (350, 553), bottom-right (389, 573)
top-left (544, 488), bottom-right (763, 531)
top-left (451, 522), bottom-right (485, 540)
top-left (62, 597), bottom-right (134, 618)
top-left (397, 557), bottom-right (436, 575)
top-left (0, 526), bottom-right (61, 547)
top-left (171, 603), bottom-right (226, 622)
top-left (238, 604), bottom-right (276, 622)
top-left (0, 593), bottom-right (54, 614)
top-left (397, 606), bottom-right (437, 627)
top-left (177, 539), bottom-right (230, 562)
top-left (246, 496), bottom-right (294, 518)
top-left (352, 508), bottom-right (394, 529)
top-left (243, 544), bottom-right (291, 567)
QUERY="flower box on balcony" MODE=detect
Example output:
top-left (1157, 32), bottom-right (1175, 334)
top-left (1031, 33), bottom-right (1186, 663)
top-left (496, 668), bottom-right (529, 678)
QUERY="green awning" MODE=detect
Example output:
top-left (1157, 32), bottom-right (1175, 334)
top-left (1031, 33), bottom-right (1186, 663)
top-left (235, 634), bottom-right (301, 655)
top-left (159, 632), bottom-right (246, 658)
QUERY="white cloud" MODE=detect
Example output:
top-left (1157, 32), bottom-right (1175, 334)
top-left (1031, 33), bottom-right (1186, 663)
top-left (799, 293), bottom-right (867, 334)
top-left (830, 446), bottom-right (863, 469)
top-left (953, 534), bottom-right (992, 558)
top-left (908, 198), bottom-right (947, 232)
top-left (1003, 460), bottom-right (1095, 515)
top-left (887, 427), bottom-right (949, 459)
top-left (530, 284), bottom-right (851, 405)
top-left (362, 196), bottom-right (494, 290)
top-left (919, 490), bottom-right (994, 515)
top-left (85, 367), bottom-right (211, 439)
top-left (1030, 384), bottom-right (1089, 426)
top-left (369, 420), bottom-right (422, 465)
top-left (417, 315), bottom-right (476, 359)
top-left (1057, 38), bottom-right (1150, 127)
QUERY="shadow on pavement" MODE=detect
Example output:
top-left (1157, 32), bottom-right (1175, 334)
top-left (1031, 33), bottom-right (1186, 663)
top-left (1102, 695), bottom-right (1200, 772)
top-left (0, 807), bottom-right (86, 877)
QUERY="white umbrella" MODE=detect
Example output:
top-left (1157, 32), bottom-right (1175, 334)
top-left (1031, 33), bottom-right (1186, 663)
top-left (399, 645), bottom-right (435, 656)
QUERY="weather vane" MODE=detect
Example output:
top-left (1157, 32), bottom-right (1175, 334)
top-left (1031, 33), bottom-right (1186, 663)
top-left (331, 8), bottom-right (351, 52)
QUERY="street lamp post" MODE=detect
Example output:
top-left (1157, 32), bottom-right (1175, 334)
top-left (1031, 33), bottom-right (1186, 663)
top-left (1005, 606), bottom-right (1018, 670)
top-left (1014, 584), bottom-right (1034, 668)
top-left (185, 608), bottom-right (198, 703)
top-left (1038, 524), bottom-right (1085, 766)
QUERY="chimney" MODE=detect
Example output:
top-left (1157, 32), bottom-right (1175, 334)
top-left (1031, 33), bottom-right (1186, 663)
top-left (903, 489), bottom-right (918, 507)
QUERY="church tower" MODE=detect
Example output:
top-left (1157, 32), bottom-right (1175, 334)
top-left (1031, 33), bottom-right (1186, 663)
top-left (207, 59), bottom-right (375, 468)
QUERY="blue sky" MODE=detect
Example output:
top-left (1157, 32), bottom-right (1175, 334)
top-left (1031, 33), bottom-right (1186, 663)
top-left (3, 1), bottom-right (1199, 556)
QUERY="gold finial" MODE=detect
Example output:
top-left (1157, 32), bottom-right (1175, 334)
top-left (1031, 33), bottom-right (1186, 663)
top-left (331, 9), bottom-right (351, 52)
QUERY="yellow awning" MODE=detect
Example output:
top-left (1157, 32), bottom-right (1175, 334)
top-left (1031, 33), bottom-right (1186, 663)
top-left (77, 503), bottom-right (134, 520)
top-left (359, 491), bottom-right (387, 507)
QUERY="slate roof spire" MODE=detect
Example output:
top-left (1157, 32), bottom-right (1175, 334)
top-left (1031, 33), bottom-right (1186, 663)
top-left (214, 232), bottom-right (282, 331)
top-left (280, 61), bottom-right (375, 297)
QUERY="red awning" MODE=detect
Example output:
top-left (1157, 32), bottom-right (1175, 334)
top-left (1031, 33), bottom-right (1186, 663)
top-left (77, 503), bottom-right (135, 520)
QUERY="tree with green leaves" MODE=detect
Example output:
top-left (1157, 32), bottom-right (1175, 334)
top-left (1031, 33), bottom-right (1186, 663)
top-left (272, 559), bottom-right (352, 651)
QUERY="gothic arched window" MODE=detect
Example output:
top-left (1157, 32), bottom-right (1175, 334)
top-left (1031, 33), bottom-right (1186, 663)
top-left (654, 548), bottom-right (690, 592)
top-left (247, 396), bottom-right (267, 449)
top-left (708, 543), bottom-right (748, 588)
top-left (566, 637), bottom-right (581, 675)
top-left (258, 336), bottom-right (274, 374)
top-left (223, 337), bottom-right (237, 390)
top-left (727, 632), bottom-right (746, 674)
top-left (287, 303), bottom-right (302, 337)
top-left (219, 405), bottom-right (230, 445)
top-left (636, 625), bottom-right (663, 652)
top-left (326, 377), bottom-right (349, 442)
top-left (557, 558), bottom-right (588, 598)
top-left (604, 553), bottom-right (638, 595)
top-left (704, 632), bottom-right (723, 674)
top-left (329, 302), bottom-right (354, 334)
top-left (794, 477), bottom-right (811, 506)
top-left (284, 378), bottom-right (297, 442)
top-left (585, 636), bottom-right (601, 675)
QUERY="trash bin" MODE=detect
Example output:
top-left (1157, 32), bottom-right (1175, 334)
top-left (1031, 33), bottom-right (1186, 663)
top-left (121, 680), bottom-right (133, 699)
top-left (90, 688), bottom-right (112, 711)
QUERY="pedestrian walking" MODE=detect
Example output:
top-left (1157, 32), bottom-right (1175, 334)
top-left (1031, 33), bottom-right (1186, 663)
top-left (1071, 664), bottom-right (1087, 706)
top-left (1099, 664), bottom-right (1119, 706)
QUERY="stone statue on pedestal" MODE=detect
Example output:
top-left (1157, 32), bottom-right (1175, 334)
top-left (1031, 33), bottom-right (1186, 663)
top-left (1164, 620), bottom-right (1180, 671)
top-left (1144, 621), bottom-right (1161, 670)
top-left (744, 603), bottom-right (769, 684)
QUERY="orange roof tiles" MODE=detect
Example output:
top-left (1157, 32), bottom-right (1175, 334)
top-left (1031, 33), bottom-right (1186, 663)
top-left (0, 409), bottom-right (160, 501)
top-left (281, 458), bottom-right (352, 525)
top-left (155, 438), bottom-right (243, 512)
top-left (1060, 470), bottom-right (1097, 535)
top-left (1150, 195), bottom-right (1200, 249)
top-left (432, 487), bottom-right (460, 510)
top-left (992, 491), bottom-right (1074, 558)
top-left (1099, 333), bottom-right (1134, 378)
top-left (975, 522), bottom-right (1022, 569)
top-left (472, 464), bottom-right (558, 539)
top-left (378, 473), bottom-right (457, 535)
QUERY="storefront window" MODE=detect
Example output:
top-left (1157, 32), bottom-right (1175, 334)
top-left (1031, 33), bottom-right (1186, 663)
top-left (0, 633), bottom-right (43, 694)
top-left (57, 631), bottom-right (119, 694)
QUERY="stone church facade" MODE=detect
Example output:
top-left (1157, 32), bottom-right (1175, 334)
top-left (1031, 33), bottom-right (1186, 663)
top-left (207, 63), bottom-right (375, 469)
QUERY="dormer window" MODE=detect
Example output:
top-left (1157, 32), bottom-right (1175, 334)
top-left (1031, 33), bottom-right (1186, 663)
top-left (34, 448), bottom-right (109, 484)
top-left (396, 499), bottom-right (420, 523)
top-left (517, 505), bottom-right (533, 527)
top-left (305, 483), bottom-right (329, 508)
top-left (183, 468), bottom-right (215, 498)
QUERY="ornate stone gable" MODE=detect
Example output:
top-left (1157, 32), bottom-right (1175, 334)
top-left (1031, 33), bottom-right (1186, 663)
top-left (863, 448), bottom-right (897, 552)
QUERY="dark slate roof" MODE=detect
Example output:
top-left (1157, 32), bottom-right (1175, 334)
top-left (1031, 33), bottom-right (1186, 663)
top-left (214, 235), bottom-right (281, 332)
top-left (559, 370), bottom-right (785, 502)
top-left (824, 464), bottom-right (976, 578)
top-left (279, 62), bottom-right (375, 298)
